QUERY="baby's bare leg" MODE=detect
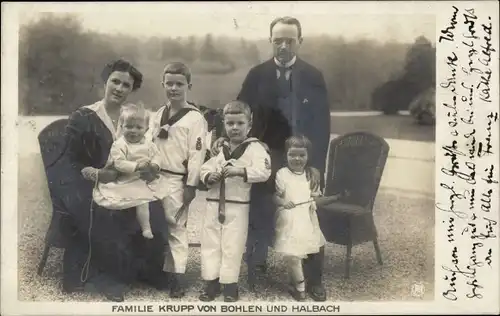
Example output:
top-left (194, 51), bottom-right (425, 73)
top-left (136, 204), bottom-right (153, 239)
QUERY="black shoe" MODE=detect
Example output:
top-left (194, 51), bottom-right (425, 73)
top-left (288, 280), bottom-right (306, 301)
top-left (307, 284), bottom-right (326, 302)
top-left (223, 283), bottom-right (239, 302)
top-left (62, 282), bottom-right (85, 294)
top-left (103, 288), bottom-right (125, 302)
top-left (199, 279), bottom-right (221, 302)
top-left (169, 273), bottom-right (186, 299)
top-left (288, 286), bottom-right (306, 301)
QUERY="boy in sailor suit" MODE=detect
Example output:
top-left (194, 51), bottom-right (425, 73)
top-left (198, 100), bottom-right (271, 302)
top-left (148, 62), bottom-right (208, 298)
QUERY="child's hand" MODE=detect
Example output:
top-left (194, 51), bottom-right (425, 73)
top-left (283, 201), bottom-right (296, 209)
top-left (149, 163), bottom-right (160, 173)
top-left (136, 161), bottom-right (150, 171)
top-left (222, 166), bottom-right (244, 178)
top-left (207, 172), bottom-right (222, 185)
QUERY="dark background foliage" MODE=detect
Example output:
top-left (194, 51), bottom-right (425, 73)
top-left (18, 13), bottom-right (435, 115)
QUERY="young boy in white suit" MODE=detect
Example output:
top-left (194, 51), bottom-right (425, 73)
top-left (148, 62), bottom-right (208, 298)
top-left (199, 100), bottom-right (272, 302)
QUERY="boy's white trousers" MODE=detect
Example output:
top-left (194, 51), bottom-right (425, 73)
top-left (201, 200), bottom-right (249, 284)
top-left (161, 174), bottom-right (189, 274)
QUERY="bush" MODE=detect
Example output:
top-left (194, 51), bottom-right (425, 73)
top-left (409, 87), bottom-right (435, 125)
top-left (19, 13), bottom-right (120, 115)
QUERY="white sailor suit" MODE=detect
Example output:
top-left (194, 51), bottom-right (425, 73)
top-left (149, 103), bottom-right (208, 274)
top-left (199, 138), bottom-right (271, 284)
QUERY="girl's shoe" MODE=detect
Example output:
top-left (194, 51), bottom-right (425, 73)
top-left (223, 283), bottom-right (239, 302)
top-left (199, 278), bottom-right (221, 301)
top-left (288, 281), bottom-right (306, 301)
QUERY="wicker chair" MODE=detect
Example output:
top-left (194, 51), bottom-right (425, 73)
top-left (317, 132), bottom-right (389, 278)
top-left (37, 118), bottom-right (71, 275)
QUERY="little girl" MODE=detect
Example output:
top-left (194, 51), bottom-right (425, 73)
top-left (86, 103), bottom-right (168, 239)
top-left (273, 135), bottom-right (341, 301)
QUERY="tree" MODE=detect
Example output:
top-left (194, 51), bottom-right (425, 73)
top-left (19, 13), bottom-right (84, 114)
top-left (183, 36), bottom-right (197, 62)
top-left (373, 36), bottom-right (436, 114)
top-left (199, 33), bottom-right (218, 61)
top-left (403, 36), bottom-right (435, 91)
top-left (244, 42), bottom-right (261, 65)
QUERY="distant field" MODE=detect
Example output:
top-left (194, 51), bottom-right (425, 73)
top-left (128, 59), bottom-right (250, 110)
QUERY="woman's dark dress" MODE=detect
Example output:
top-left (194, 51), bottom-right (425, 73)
top-left (56, 105), bottom-right (168, 292)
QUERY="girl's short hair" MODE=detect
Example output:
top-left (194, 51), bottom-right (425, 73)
top-left (101, 59), bottom-right (143, 91)
top-left (119, 102), bottom-right (149, 126)
top-left (162, 62), bottom-right (192, 84)
top-left (223, 100), bottom-right (252, 122)
top-left (284, 134), bottom-right (313, 156)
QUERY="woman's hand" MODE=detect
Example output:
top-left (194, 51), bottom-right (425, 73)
top-left (81, 167), bottom-right (98, 182)
top-left (82, 166), bottom-right (119, 184)
top-left (97, 168), bottom-right (119, 184)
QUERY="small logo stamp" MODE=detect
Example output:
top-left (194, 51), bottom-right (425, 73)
top-left (411, 281), bottom-right (425, 298)
top-left (196, 137), bottom-right (202, 151)
top-left (264, 158), bottom-right (271, 170)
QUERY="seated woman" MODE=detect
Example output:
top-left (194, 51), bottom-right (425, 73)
top-left (55, 59), bottom-right (169, 302)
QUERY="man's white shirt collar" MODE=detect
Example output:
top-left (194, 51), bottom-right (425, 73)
top-left (275, 56), bottom-right (296, 79)
top-left (274, 56), bottom-right (297, 69)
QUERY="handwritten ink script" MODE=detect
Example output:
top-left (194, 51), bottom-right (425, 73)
top-left (437, 4), bottom-right (499, 303)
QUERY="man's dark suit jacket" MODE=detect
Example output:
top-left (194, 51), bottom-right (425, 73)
top-left (237, 57), bottom-right (331, 190)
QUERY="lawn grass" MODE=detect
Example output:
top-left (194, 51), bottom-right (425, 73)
top-left (18, 153), bottom-right (434, 302)
top-left (331, 114), bottom-right (434, 143)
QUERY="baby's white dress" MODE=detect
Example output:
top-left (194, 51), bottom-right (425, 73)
top-left (273, 167), bottom-right (326, 259)
top-left (92, 136), bottom-right (169, 210)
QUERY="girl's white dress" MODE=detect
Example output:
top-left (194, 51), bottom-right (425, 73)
top-left (273, 167), bottom-right (326, 258)
top-left (92, 136), bottom-right (169, 210)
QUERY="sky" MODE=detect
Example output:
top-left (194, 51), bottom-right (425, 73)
top-left (16, 2), bottom-right (436, 43)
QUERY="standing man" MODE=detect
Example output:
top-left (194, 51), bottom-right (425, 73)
top-left (237, 16), bottom-right (331, 301)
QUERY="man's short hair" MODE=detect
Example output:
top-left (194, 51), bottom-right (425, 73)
top-left (162, 61), bottom-right (192, 84)
top-left (269, 16), bottom-right (302, 38)
top-left (223, 100), bottom-right (252, 121)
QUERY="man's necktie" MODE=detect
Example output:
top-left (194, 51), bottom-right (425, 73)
top-left (219, 144), bottom-right (232, 224)
top-left (278, 67), bottom-right (292, 97)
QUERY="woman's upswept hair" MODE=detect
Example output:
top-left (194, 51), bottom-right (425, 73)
top-left (101, 59), bottom-right (143, 91)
